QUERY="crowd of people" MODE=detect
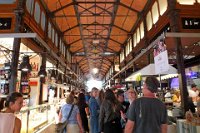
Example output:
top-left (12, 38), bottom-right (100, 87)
top-left (1, 76), bottom-right (200, 133)
top-left (56, 76), bottom-right (168, 133)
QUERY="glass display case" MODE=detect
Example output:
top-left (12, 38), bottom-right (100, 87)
top-left (17, 101), bottom-right (61, 133)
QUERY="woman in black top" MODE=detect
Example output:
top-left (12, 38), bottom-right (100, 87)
top-left (77, 93), bottom-right (89, 133)
top-left (99, 89), bottom-right (123, 133)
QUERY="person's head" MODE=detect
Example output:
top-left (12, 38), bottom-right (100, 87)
top-left (104, 89), bottom-right (117, 103)
top-left (143, 76), bottom-right (159, 95)
top-left (66, 94), bottom-right (74, 104)
top-left (77, 93), bottom-right (86, 104)
top-left (70, 90), bottom-right (75, 96)
top-left (174, 90), bottom-right (180, 97)
top-left (116, 89), bottom-right (125, 103)
top-left (0, 92), bottom-right (23, 112)
top-left (91, 87), bottom-right (98, 97)
top-left (191, 84), bottom-right (197, 91)
top-left (80, 89), bottom-right (86, 94)
top-left (127, 87), bottom-right (138, 102)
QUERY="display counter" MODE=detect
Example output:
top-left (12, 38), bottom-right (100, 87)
top-left (16, 102), bottom-right (61, 133)
top-left (177, 119), bottom-right (200, 133)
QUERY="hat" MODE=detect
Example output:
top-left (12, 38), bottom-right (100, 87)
top-left (191, 84), bottom-right (197, 88)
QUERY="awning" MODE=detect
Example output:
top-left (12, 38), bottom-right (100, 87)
top-left (125, 64), bottom-right (177, 82)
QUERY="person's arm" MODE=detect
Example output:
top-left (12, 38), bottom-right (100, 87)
top-left (58, 109), bottom-right (62, 122)
top-left (76, 113), bottom-right (84, 133)
top-left (85, 106), bottom-right (89, 116)
top-left (13, 117), bottom-right (21, 133)
top-left (124, 120), bottom-right (134, 133)
top-left (161, 124), bottom-right (167, 133)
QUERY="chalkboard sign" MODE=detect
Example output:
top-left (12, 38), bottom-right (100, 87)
top-left (0, 18), bottom-right (12, 30)
top-left (182, 17), bottom-right (200, 29)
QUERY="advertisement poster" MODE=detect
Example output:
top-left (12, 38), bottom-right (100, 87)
top-left (154, 39), bottom-right (169, 74)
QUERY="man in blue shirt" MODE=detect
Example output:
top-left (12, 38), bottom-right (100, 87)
top-left (89, 87), bottom-right (99, 133)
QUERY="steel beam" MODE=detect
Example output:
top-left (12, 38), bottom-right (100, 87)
top-left (62, 24), bottom-right (79, 33)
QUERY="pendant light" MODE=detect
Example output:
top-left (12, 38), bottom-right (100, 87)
top-left (19, 55), bottom-right (32, 72)
top-left (38, 65), bottom-right (47, 77)
top-left (50, 69), bottom-right (56, 79)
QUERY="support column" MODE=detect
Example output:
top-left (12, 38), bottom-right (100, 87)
top-left (38, 53), bottom-right (47, 104)
top-left (9, 0), bottom-right (26, 93)
top-left (168, 0), bottom-right (188, 113)
top-left (142, 13), bottom-right (151, 64)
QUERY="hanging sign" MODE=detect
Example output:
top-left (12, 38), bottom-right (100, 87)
top-left (0, 18), bottom-right (12, 30)
top-left (154, 39), bottom-right (169, 74)
top-left (182, 18), bottom-right (200, 29)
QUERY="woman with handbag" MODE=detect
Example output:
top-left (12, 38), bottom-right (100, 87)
top-left (59, 94), bottom-right (84, 133)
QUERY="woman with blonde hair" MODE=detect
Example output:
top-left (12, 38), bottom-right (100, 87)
top-left (59, 94), bottom-right (84, 133)
top-left (127, 87), bottom-right (138, 104)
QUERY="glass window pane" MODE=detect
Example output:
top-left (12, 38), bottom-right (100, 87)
top-left (34, 2), bottom-right (40, 24)
top-left (177, 0), bottom-right (195, 5)
top-left (26, 0), bottom-right (34, 14)
top-left (48, 22), bottom-right (51, 39)
top-left (158, 0), bottom-right (167, 16)
top-left (140, 22), bottom-right (144, 39)
top-left (64, 46), bottom-right (66, 57)
top-left (136, 28), bottom-right (140, 44)
top-left (41, 12), bottom-right (46, 31)
top-left (52, 28), bottom-right (55, 43)
top-left (134, 33), bottom-right (137, 47)
top-left (152, 2), bottom-right (159, 24)
top-left (55, 33), bottom-right (58, 47)
top-left (129, 39), bottom-right (132, 52)
top-left (146, 11), bottom-right (153, 31)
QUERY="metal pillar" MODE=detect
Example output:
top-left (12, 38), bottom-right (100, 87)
top-left (9, 0), bottom-right (26, 93)
top-left (167, 0), bottom-right (188, 113)
top-left (38, 53), bottom-right (47, 104)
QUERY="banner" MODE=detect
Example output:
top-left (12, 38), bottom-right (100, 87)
top-left (154, 39), bottom-right (169, 74)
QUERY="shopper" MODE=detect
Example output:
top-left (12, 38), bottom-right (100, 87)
top-left (99, 89), bottom-right (123, 133)
top-left (116, 89), bottom-right (130, 114)
top-left (188, 84), bottom-right (199, 103)
top-left (77, 93), bottom-right (89, 133)
top-left (59, 94), bottom-right (84, 133)
top-left (125, 76), bottom-right (168, 133)
top-left (120, 88), bottom-right (138, 130)
top-left (127, 87), bottom-right (138, 104)
top-left (97, 89), bottom-right (105, 107)
top-left (89, 87), bottom-right (99, 133)
top-left (0, 92), bottom-right (23, 133)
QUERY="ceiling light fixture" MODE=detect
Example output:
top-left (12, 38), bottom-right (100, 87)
top-left (19, 55), bottom-right (32, 72)
top-left (38, 65), bottom-right (47, 77)
top-left (92, 68), bottom-right (99, 74)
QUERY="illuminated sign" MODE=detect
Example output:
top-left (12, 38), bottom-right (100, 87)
top-left (182, 18), bottom-right (200, 29)
top-left (0, 18), bottom-right (12, 30)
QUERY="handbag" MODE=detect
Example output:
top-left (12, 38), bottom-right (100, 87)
top-left (55, 104), bottom-right (74, 133)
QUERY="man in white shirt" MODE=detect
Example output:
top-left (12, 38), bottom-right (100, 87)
top-left (188, 84), bottom-right (199, 102)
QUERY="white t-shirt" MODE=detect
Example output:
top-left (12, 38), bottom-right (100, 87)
top-left (0, 113), bottom-right (16, 133)
top-left (188, 89), bottom-right (198, 98)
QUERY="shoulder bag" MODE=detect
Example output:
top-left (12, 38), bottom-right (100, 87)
top-left (55, 104), bottom-right (74, 133)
